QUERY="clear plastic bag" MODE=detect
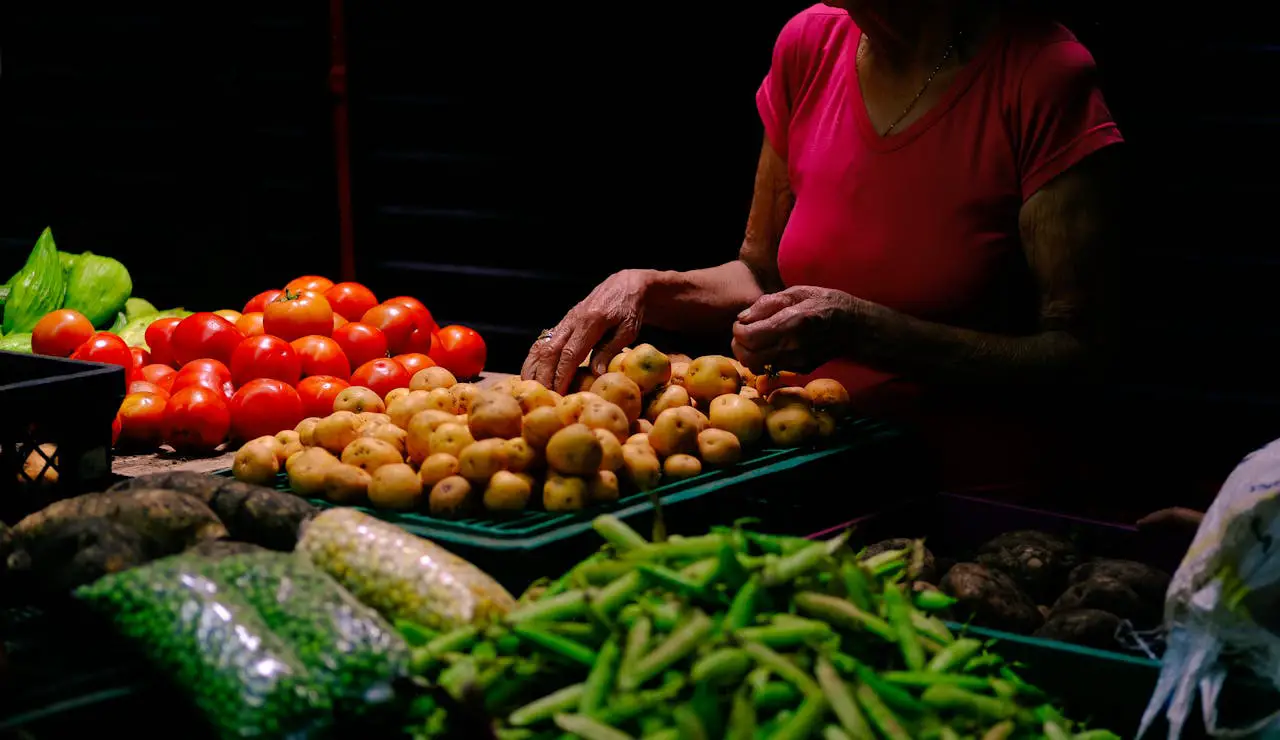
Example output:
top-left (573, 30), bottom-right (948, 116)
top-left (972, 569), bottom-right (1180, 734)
top-left (211, 551), bottom-right (410, 719)
top-left (77, 555), bottom-right (332, 739)
top-left (1141, 437), bottom-right (1280, 738)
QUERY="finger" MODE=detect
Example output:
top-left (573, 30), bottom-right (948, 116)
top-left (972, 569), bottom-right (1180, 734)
top-left (731, 338), bottom-right (778, 373)
top-left (737, 290), bottom-right (799, 324)
top-left (553, 322), bottom-right (609, 395)
top-left (734, 305), bottom-right (805, 351)
top-left (590, 312), bottom-right (642, 376)
top-left (528, 325), bottom-right (573, 390)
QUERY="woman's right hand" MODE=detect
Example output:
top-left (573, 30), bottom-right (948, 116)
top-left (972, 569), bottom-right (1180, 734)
top-left (521, 269), bottom-right (654, 394)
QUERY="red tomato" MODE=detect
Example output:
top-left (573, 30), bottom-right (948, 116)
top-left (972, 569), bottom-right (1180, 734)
top-left (129, 346), bottom-right (151, 376)
top-left (230, 335), bottom-right (302, 387)
top-left (139, 363), bottom-right (176, 392)
top-left (228, 378), bottom-right (305, 441)
top-left (171, 312), bottom-right (244, 367)
top-left (118, 391), bottom-right (168, 447)
top-left (431, 325), bottom-right (487, 379)
top-left (324, 282), bottom-right (379, 322)
top-left (290, 335), bottom-right (351, 379)
top-left (243, 289), bottom-right (283, 314)
top-left (350, 358), bottom-right (411, 398)
top-left (361, 303), bottom-right (416, 354)
top-left (128, 379), bottom-right (171, 400)
top-left (331, 322), bottom-right (388, 370)
top-left (71, 333), bottom-right (133, 376)
top-left (236, 311), bottom-right (265, 337)
top-left (172, 359), bottom-right (235, 399)
top-left (145, 317), bottom-right (184, 367)
top-left (385, 296), bottom-right (438, 335)
top-left (31, 309), bottom-right (94, 357)
top-left (164, 386), bottom-right (231, 452)
top-left (402, 327), bottom-right (433, 355)
top-left (332, 313), bottom-right (348, 331)
top-left (285, 275), bottom-right (334, 294)
top-left (296, 375), bottom-right (350, 418)
top-left (264, 291), bottom-right (334, 341)
top-left (214, 309), bottom-right (242, 324)
top-left (394, 353), bottom-right (436, 375)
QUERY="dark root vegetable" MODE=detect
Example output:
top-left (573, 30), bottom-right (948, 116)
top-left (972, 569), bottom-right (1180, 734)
top-left (1050, 576), bottom-right (1160, 628)
top-left (1033, 608), bottom-right (1124, 650)
top-left (940, 562), bottom-right (1043, 634)
top-left (1067, 559), bottom-right (1171, 605)
top-left (975, 530), bottom-right (1079, 602)
top-left (861, 538), bottom-right (937, 583)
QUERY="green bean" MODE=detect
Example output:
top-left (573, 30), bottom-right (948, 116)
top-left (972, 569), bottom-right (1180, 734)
top-left (1043, 721), bottom-right (1071, 740)
top-left (938, 727), bottom-right (962, 740)
top-left (883, 584), bottom-right (926, 671)
top-left (763, 542), bottom-right (830, 586)
top-left (754, 681), bottom-right (803, 712)
top-left (736, 621), bottom-right (835, 648)
top-left (542, 621), bottom-right (601, 641)
top-left (646, 600), bottom-right (682, 631)
top-left (726, 688), bottom-right (758, 740)
top-left (1071, 731), bottom-right (1122, 740)
top-left (914, 590), bottom-right (958, 611)
top-left (637, 564), bottom-right (721, 604)
top-left (691, 648), bottom-right (753, 685)
top-left (911, 612), bottom-right (956, 646)
top-left (840, 561), bottom-right (874, 613)
top-left (997, 666), bottom-right (1048, 701)
top-left (711, 542), bottom-right (750, 590)
top-left (921, 684), bottom-right (1018, 721)
top-left (620, 610), bottom-right (715, 691)
top-left (793, 592), bottom-right (896, 642)
top-left (981, 720), bottom-right (1015, 740)
top-left (641, 731), bottom-right (679, 740)
top-left (726, 575), bottom-right (761, 631)
top-left (816, 657), bottom-right (875, 740)
top-left (553, 713), bottom-right (637, 740)
top-left (396, 620), bottom-right (439, 646)
top-left (506, 590), bottom-right (588, 624)
top-left (861, 548), bottom-right (909, 574)
top-left (621, 616), bottom-right (652, 678)
top-left (508, 683), bottom-right (585, 726)
top-left (579, 636), bottom-right (622, 717)
top-left (594, 571), bottom-right (645, 618)
top-left (823, 727), bottom-right (854, 740)
top-left (674, 703), bottom-right (709, 740)
top-left (882, 671), bottom-right (997, 693)
top-left (511, 625), bottom-right (599, 667)
top-left (963, 653), bottom-right (1005, 674)
top-left (926, 638), bottom-right (984, 673)
top-left (680, 557), bottom-right (720, 583)
top-left (594, 515), bottom-right (650, 552)
top-left (852, 663), bottom-right (926, 714)
top-left (624, 535), bottom-right (727, 562)
top-left (772, 695), bottom-right (829, 740)
top-left (741, 642), bottom-right (821, 697)
top-left (576, 559), bottom-right (639, 586)
top-left (855, 682), bottom-right (912, 740)
top-left (745, 531), bottom-right (811, 555)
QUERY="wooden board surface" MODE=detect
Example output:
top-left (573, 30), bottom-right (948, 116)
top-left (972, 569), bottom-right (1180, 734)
top-left (111, 371), bottom-right (517, 478)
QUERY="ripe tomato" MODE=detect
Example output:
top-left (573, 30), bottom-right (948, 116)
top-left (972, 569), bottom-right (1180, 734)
top-left (31, 309), bottom-right (94, 357)
top-left (285, 275), bottom-right (334, 294)
top-left (172, 359), bottom-right (234, 399)
top-left (297, 375), bottom-right (350, 418)
top-left (402, 327), bottom-right (433, 355)
top-left (430, 325), bottom-right (487, 379)
top-left (332, 313), bottom-right (348, 331)
top-left (243, 289), bottom-right (283, 314)
top-left (129, 346), bottom-right (151, 376)
top-left (361, 303), bottom-right (416, 354)
top-left (145, 317), bottom-right (184, 367)
top-left (350, 358), bottom-right (411, 398)
top-left (128, 379), bottom-right (171, 400)
top-left (171, 312), bottom-right (244, 367)
top-left (139, 363), bottom-right (176, 392)
top-left (117, 391), bottom-right (168, 447)
top-left (236, 311), bottom-right (265, 337)
top-left (394, 352), bottom-right (435, 375)
top-left (230, 334), bottom-right (301, 387)
top-left (331, 322), bottom-right (388, 370)
top-left (264, 291), bottom-right (334, 341)
top-left (71, 332), bottom-right (133, 374)
top-left (386, 296), bottom-right (438, 335)
top-left (290, 335), bottom-right (351, 379)
top-left (324, 282), bottom-right (378, 322)
top-left (228, 378), bottom-right (304, 442)
top-left (164, 386), bottom-right (231, 453)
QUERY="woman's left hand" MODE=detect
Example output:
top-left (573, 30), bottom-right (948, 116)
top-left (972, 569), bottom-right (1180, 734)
top-left (731, 285), bottom-right (860, 373)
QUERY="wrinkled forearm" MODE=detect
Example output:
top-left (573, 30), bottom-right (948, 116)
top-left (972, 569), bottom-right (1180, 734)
top-left (640, 260), bottom-right (765, 333)
top-left (846, 298), bottom-right (1094, 387)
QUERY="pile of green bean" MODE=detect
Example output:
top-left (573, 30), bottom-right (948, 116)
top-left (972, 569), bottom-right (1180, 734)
top-left (399, 516), bottom-right (1119, 740)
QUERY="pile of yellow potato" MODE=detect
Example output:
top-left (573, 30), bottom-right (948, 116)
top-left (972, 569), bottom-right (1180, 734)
top-left (230, 344), bottom-right (851, 518)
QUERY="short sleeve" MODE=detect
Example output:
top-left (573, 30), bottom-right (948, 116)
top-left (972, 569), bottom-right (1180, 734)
top-left (756, 13), bottom-right (813, 162)
top-left (1016, 40), bottom-right (1123, 200)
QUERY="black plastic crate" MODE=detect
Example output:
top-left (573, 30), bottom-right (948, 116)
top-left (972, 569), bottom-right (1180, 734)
top-left (0, 351), bottom-right (124, 524)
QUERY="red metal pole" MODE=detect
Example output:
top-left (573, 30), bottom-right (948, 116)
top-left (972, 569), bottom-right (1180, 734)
top-left (329, 0), bottom-right (356, 281)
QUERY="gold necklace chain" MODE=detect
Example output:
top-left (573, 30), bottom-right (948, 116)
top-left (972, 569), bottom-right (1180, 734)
top-left (858, 32), bottom-right (961, 135)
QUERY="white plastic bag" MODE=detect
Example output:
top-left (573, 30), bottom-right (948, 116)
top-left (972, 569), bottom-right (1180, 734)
top-left (1140, 438), bottom-right (1280, 738)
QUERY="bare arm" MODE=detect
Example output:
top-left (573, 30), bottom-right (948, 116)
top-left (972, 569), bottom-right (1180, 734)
top-left (642, 138), bottom-right (793, 331)
top-left (839, 153), bottom-right (1114, 386)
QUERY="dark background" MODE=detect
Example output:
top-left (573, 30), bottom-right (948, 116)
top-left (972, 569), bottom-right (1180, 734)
top-left (0, 3), bottom-right (1276, 506)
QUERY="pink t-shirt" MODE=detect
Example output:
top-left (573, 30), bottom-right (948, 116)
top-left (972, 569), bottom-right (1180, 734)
top-left (756, 5), bottom-right (1123, 489)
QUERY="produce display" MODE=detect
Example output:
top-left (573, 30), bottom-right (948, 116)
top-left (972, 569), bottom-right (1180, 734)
top-left (854, 532), bottom-right (1172, 651)
top-left (232, 343), bottom-right (854, 518)
top-left (395, 515), bottom-right (1120, 739)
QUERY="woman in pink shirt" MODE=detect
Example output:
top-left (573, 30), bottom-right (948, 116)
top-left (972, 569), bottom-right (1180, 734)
top-left (522, 0), bottom-right (1123, 494)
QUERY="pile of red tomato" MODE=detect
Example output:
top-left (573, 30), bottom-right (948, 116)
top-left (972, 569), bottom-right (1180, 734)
top-left (33, 275), bottom-right (486, 455)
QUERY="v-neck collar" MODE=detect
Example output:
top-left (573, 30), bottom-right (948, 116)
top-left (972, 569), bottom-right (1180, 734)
top-left (850, 21), bottom-right (1005, 153)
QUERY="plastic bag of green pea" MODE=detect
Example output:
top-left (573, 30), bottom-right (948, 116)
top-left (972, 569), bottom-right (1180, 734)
top-left (77, 556), bottom-right (333, 739)
top-left (210, 552), bottom-right (411, 721)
